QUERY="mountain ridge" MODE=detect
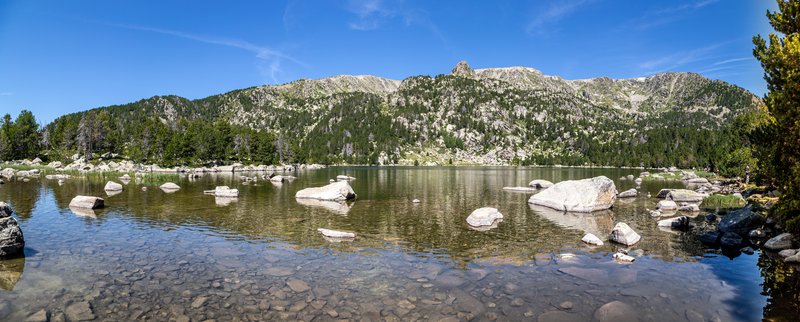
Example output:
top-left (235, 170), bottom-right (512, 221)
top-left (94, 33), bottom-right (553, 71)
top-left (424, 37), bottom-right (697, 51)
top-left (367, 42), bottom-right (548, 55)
top-left (42, 61), bottom-right (762, 167)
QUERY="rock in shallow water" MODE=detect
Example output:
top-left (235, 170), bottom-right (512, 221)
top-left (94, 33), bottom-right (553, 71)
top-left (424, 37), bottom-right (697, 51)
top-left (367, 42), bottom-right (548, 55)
top-left (667, 189), bottom-right (707, 202)
top-left (594, 301), bottom-right (637, 322)
top-left (317, 228), bottom-right (356, 239)
top-left (68, 196), bottom-right (104, 209)
top-left (295, 181), bottom-right (356, 202)
top-left (104, 181), bottom-right (123, 191)
top-left (778, 249), bottom-right (797, 258)
top-left (617, 188), bottom-right (637, 198)
top-left (0, 216), bottom-right (24, 258)
top-left (656, 200), bottom-right (678, 211)
top-left (159, 182), bottom-right (180, 190)
top-left (581, 233), bottom-right (604, 246)
top-left (610, 223), bottom-right (641, 245)
top-left (528, 176), bottom-right (617, 212)
top-left (466, 207), bottom-right (503, 228)
top-left (65, 301), bottom-right (95, 321)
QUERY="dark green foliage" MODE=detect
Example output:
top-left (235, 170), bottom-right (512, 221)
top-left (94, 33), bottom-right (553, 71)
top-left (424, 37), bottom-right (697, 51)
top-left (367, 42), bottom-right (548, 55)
top-left (0, 110), bottom-right (40, 160)
top-left (752, 0), bottom-right (800, 233)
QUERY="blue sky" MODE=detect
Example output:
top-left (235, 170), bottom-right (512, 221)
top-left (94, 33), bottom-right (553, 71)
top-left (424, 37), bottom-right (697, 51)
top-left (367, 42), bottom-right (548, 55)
top-left (0, 0), bottom-right (777, 124)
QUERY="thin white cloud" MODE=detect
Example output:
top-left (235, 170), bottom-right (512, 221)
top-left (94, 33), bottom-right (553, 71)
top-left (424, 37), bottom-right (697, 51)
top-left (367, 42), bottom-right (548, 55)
top-left (629, 0), bottom-right (719, 31)
top-left (343, 0), bottom-right (454, 56)
top-left (0, 92), bottom-right (12, 96)
top-left (711, 57), bottom-right (754, 66)
top-left (526, 0), bottom-right (598, 35)
top-left (111, 23), bottom-right (305, 83)
top-left (638, 42), bottom-right (728, 73)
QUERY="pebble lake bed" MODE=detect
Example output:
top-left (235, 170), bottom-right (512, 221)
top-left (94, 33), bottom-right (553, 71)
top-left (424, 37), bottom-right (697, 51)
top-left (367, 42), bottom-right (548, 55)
top-left (0, 166), bottom-right (799, 321)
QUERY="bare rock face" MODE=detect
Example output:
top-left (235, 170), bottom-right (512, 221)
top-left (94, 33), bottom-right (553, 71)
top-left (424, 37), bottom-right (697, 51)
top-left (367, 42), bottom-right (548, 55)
top-left (0, 202), bottom-right (11, 216)
top-left (451, 60), bottom-right (475, 78)
top-left (296, 181), bottom-right (356, 202)
top-left (466, 207), bottom-right (504, 228)
top-left (69, 196), bottom-right (105, 209)
top-left (528, 176), bottom-right (617, 212)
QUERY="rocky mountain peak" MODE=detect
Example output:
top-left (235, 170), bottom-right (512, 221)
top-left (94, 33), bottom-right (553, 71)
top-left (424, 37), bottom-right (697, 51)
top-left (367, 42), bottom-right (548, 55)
top-left (451, 60), bottom-right (475, 77)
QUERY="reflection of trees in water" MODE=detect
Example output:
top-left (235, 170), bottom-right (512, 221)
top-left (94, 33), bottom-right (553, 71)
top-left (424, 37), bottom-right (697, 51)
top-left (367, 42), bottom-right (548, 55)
top-left (759, 253), bottom-right (800, 319)
top-left (0, 181), bottom-right (41, 219)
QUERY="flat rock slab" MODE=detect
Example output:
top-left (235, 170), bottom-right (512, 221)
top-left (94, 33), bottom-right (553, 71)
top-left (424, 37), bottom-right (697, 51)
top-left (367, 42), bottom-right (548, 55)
top-left (264, 267), bottom-right (294, 277)
top-left (317, 228), bottom-right (355, 239)
top-left (594, 301), bottom-right (637, 322)
top-left (287, 279), bottom-right (311, 292)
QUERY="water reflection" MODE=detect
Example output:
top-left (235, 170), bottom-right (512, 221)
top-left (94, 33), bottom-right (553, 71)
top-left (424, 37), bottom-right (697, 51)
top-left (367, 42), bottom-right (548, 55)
top-left (0, 257), bottom-right (23, 291)
top-left (0, 166), bottom-right (795, 320)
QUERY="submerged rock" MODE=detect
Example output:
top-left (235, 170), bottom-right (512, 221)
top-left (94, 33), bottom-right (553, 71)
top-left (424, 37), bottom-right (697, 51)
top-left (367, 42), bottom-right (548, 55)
top-left (336, 175), bottom-right (355, 181)
top-left (104, 181), bottom-right (123, 191)
top-left (528, 179), bottom-right (554, 189)
top-left (296, 181), bottom-right (356, 202)
top-left (764, 233), bottom-right (794, 250)
top-left (412, 199), bottom-right (421, 203)
top-left (466, 207), bottom-right (503, 228)
top-left (317, 228), bottom-right (356, 239)
top-left (581, 233), bottom-right (604, 246)
top-left (65, 301), bottom-right (95, 321)
top-left (528, 176), bottom-right (617, 212)
top-left (69, 196), bottom-right (104, 209)
top-left (610, 223), bottom-right (641, 245)
top-left (617, 188), bottom-right (637, 198)
top-left (296, 198), bottom-right (351, 215)
top-left (594, 301), bottom-right (637, 322)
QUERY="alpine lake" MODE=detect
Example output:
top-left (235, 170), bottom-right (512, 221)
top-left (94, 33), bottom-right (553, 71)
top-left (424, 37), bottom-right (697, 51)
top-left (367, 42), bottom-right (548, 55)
top-left (0, 166), bottom-right (798, 321)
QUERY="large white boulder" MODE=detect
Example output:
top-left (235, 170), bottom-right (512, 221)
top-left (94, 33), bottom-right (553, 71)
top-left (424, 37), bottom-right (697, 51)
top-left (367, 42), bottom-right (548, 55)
top-left (69, 196), bottom-right (104, 209)
top-left (527, 176), bottom-right (617, 212)
top-left (581, 233), bottom-right (604, 246)
top-left (104, 181), bottom-right (123, 191)
top-left (656, 200), bottom-right (678, 211)
top-left (213, 186), bottom-right (239, 198)
top-left (296, 181), bottom-right (356, 202)
top-left (466, 207), bottom-right (503, 228)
